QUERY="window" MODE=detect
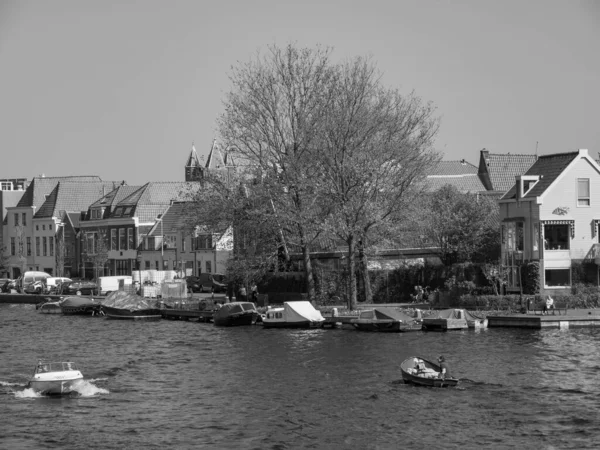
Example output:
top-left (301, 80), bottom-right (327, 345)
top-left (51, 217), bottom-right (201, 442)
top-left (116, 260), bottom-right (129, 276)
top-left (1, 181), bottom-right (13, 190)
top-left (155, 260), bottom-right (159, 271)
top-left (504, 222), bottom-right (524, 252)
top-left (49, 224), bottom-right (52, 230)
top-left (14, 213), bottom-right (18, 226)
top-left (27, 237), bottom-right (31, 256)
top-left (544, 224), bottom-right (570, 250)
top-left (86, 233), bottom-right (96, 254)
top-left (42, 224), bottom-right (45, 230)
top-left (114, 208), bottom-right (123, 217)
top-left (36, 237), bottom-right (40, 256)
top-left (545, 269), bottom-right (570, 287)
top-left (111, 229), bottom-right (117, 250)
top-left (119, 229), bottom-right (126, 250)
top-left (36, 225), bottom-right (39, 231)
top-left (128, 228), bottom-right (134, 250)
top-left (578, 178), bottom-right (590, 206)
top-left (124, 207), bottom-right (132, 216)
top-left (10, 238), bottom-right (15, 256)
top-left (43, 237), bottom-right (47, 256)
top-left (206, 261), bottom-right (211, 273)
top-left (144, 260), bottom-right (151, 270)
top-left (22, 213), bottom-right (26, 226)
top-left (163, 260), bottom-right (169, 270)
top-left (193, 234), bottom-right (213, 250)
top-left (164, 235), bottom-right (177, 249)
top-left (182, 236), bottom-right (186, 252)
top-left (49, 237), bottom-right (54, 257)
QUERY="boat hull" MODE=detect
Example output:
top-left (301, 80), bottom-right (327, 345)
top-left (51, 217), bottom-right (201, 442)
top-left (352, 319), bottom-right (421, 332)
top-left (262, 319), bottom-right (324, 329)
top-left (38, 302), bottom-right (63, 314)
top-left (101, 306), bottom-right (162, 321)
top-left (28, 378), bottom-right (82, 395)
top-left (213, 312), bottom-right (256, 327)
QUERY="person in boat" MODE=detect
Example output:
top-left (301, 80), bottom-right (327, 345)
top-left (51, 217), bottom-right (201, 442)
top-left (414, 359), bottom-right (426, 374)
top-left (543, 296), bottom-right (554, 315)
top-left (438, 355), bottom-right (450, 379)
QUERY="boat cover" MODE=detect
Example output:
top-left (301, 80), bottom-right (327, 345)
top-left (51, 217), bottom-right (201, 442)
top-left (426, 308), bottom-right (467, 319)
top-left (283, 301), bottom-right (325, 322)
top-left (61, 296), bottom-right (97, 308)
top-left (100, 291), bottom-right (158, 311)
top-left (372, 307), bottom-right (417, 321)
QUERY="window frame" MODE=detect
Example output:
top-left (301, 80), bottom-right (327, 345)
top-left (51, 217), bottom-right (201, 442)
top-left (577, 178), bottom-right (590, 207)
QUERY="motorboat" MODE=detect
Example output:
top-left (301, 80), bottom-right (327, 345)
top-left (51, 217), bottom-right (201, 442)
top-left (350, 307), bottom-right (422, 332)
top-left (99, 291), bottom-right (162, 320)
top-left (213, 302), bottom-right (258, 326)
top-left (28, 360), bottom-right (84, 395)
top-left (60, 296), bottom-right (101, 316)
top-left (262, 301), bottom-right (325, 328)
top-left (400, 356), bottom-right (459, 388)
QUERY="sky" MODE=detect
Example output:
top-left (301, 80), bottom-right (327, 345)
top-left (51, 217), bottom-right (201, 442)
top-left (1, 0), bottom-right (599, 186)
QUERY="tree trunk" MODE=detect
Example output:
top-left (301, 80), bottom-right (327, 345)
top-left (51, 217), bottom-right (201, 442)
top-left (299, 229), bottom-right (316, 302)
top-left (358, 240), bottom-right (373, 303)
top-left (346, 234), bottom-right (357, 310)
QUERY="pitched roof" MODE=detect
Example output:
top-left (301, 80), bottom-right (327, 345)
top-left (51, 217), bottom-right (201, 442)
top-left (501, 151), bottom-right (580, 200)
top-left (186, 144), bottom-right (203, 168)
top-left (34, 180), bottom-right (123, 218)
top-left (478, 150), bottom-right (537, 193)
top-left (16, 176), bottom-right (103, 209)
top-left (114, 182), bottom-right (199, 222)
top-left (89, 184), bottom-right (141, 209)
top-left (206, 140), bottom-right (235, 170)
top-left (422, 160), bottom-right (487, 193)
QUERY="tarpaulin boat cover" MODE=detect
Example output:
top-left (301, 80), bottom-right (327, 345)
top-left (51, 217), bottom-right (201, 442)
top-left (427, 309), bottom-right (466, 319)
top-left (284, 301), bottom-right (325, 322)
top-left (372, 307), bottom-right (416, 321)
top-left (100, 291), bottom-right (158, 310)
top-left (60, 296), bottom-right (97, 308)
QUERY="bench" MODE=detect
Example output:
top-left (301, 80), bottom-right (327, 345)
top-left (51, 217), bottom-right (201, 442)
top-left (531, 302), bottom-right (568, 315)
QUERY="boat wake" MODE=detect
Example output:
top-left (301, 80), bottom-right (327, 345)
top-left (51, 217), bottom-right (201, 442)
top-left (7, 379), bottom-right (109, 398)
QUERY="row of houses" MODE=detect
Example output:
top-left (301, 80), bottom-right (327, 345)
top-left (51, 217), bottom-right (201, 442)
top-left (0, 143), bottom-right (234, 280)
top-left (2, 144), bottom-right (599, 296)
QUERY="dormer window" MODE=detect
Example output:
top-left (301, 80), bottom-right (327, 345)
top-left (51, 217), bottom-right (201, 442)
top-left (517, 175), bottom-right (540, 199)
top-left (114, 207), bottom-right (123, 217)
top-left (124, 207), bottom-right (132, 216)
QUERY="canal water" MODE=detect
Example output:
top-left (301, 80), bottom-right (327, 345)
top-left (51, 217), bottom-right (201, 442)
top-left (1, 303), bottom-right (599, 449)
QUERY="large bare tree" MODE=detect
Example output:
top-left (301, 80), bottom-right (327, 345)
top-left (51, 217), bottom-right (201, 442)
top-left (217, 44), bottom-right (338, 301)
top-left (317, 57), bottom-right (440, 308)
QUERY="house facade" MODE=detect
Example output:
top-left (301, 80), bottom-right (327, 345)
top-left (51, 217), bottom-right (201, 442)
top-left (499, 149), bottom-right (600, 295)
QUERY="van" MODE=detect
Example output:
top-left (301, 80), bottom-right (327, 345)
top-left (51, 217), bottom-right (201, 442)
top-left (17, 271), bottom-right (52, 293)
top-left (45, 277), bottom-right (72, 294)
top-left (197, 273), bottom-right (227, 293)
top-left (97, 276), bottom-right (133, 296)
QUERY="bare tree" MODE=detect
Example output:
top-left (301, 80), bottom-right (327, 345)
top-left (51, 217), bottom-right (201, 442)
top-left (217, 44), bottom-right (339, 301)
top-left (15, 224), bottom-right (28, 276)
top-left (81, 228), bottom-right (109, 280)
top-left (317, 57), bottom-right (440, 309)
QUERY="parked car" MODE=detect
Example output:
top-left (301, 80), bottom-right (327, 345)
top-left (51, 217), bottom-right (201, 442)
top-left (58, 280), bottom-right (98, 296)
top-left (187, 273), bottom-right (227, 293)
top-left (45, 277), bottom-right (72, 294)
top-left (23, 280), bottom-right (46, 294)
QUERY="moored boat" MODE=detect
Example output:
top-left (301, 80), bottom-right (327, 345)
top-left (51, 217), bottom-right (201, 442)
top-left (421, 308), bottom-right (469, 331)
top-left (213, 302), bottom-right (258, 326)
top-left (262, 301), bottom-right (325, 329)
top-left (60, 296), bottom-right (101, 316)
top-left (99, 291), bottom-right (162, 321)
top-left (37, 300), bottom-right (63, 314)
top-left (28, 360), bottom-right (84, 395)
top-left (351, 307), bottom-right (422, 332)
top-left (400, 356), bottom-right (459, 388)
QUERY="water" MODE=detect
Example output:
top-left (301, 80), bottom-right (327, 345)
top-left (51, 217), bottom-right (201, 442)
top-left (2, 303), bottom-right (600, 449)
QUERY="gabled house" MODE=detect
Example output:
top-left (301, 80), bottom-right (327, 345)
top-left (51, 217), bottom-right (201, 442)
top-left (424, 160), bottom-right (487, 193)
top-left (79, 182), bottom-right (198, 277)
top-left (478, 149), bottom-right (538, 194)
top-left (3, 175), bottom-right (119, 278)
top-left (499, 149), bottom-right (600, 295)
top-left (138, 201), bottom-right (232, 276)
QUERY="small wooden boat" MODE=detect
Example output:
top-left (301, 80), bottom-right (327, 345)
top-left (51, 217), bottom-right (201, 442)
top-left (213, 302), bottom-right (258, 326)
top-left (400, 356), bottom-right (459, 388)
top-left (28, 360), bottom-right (84, 395)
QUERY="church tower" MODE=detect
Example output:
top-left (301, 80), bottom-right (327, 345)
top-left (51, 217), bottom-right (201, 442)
top-left (185, 143), bottom-right (204, 181)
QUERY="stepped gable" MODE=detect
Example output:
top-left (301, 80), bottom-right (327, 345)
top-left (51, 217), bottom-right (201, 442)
top-left (478, 150), bottom-right (537, 193)
top-left (34, 180), bottom-right (123, 218)
top-left (501, 151), bottom-right (579, 200)
top-left (424, 160), bottom-right (487, 193)
top-left (16, 176), bottom-right (102, 209)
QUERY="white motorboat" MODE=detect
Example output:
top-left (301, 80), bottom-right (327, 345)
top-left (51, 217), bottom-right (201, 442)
top-left (28, 361), bottom-right (84, 395)
top-left (262, 301), bottom-right (325, 328)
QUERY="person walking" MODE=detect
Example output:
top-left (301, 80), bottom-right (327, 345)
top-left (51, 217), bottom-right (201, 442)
top-left (238, 285), bottom-right (247, 302)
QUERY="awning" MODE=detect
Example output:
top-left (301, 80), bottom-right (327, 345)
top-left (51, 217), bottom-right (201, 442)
top-left (541, 219), bottom-right (575, 238)
top-left (502, 217), bottom-right (525, 223)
